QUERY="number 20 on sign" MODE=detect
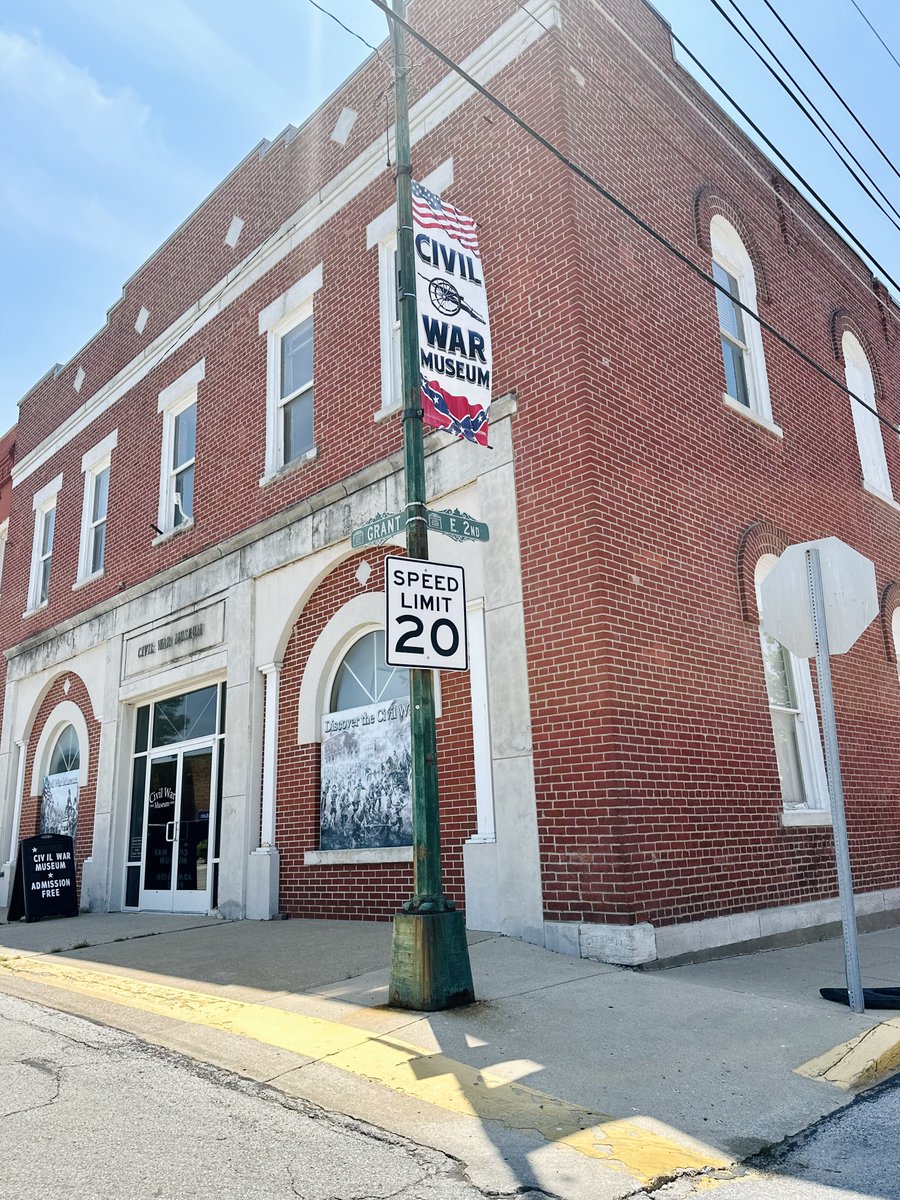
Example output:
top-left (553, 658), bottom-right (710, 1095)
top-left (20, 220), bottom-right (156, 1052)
top-left (385, 556), bottom-right (469, 671)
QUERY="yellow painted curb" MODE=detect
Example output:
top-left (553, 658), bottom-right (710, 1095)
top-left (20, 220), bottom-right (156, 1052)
top-left (796, 1016), bottom-right (900, 1089)
top-left (0, 953), bottom-right (730, 1186)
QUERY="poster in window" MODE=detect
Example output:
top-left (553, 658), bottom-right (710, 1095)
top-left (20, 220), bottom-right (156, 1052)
top-left (320, 700), bottom-right (411, 850)
top-left (40, 771), bottom-right (79, 841)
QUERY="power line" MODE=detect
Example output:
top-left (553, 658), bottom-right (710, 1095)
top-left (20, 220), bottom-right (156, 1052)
top-left (514, 0), bottom-right (900, 327)
top-left (670, 31), bottom-right (900, 300)
top-left (849, 0), bottom-right (900, 74)
top-left (366, 0), bottom-right (899, 434)
top-left (306, 0), bottom-right (384, 57)
top-left (711, 0), bottom-right (900, 234)
top-left (758, 0), bottom-right (900, 191)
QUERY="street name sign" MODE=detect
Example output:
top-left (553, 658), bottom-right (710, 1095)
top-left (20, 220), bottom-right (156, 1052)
top-left (351, 511), bottom-right (404, 549)
top-left (426, 508), bottom-right (489, 543)
top-left (385, 556), bottom-right (468, 671)
top-left (759, 537), bottom-right (878, 658)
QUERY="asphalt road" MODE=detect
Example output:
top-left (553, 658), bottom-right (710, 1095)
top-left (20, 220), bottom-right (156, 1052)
top-left (653, 1073), bottom-right (900, 1200)
top-left (0, 992), bottom-right (543, 1200)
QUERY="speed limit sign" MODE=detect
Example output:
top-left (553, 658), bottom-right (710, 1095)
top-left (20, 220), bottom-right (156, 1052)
top-left (385, 556), bottom-right (468, 671)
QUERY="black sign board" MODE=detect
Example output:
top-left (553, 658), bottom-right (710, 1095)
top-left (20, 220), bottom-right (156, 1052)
top-left (6, 834), bottom-right (78, 922)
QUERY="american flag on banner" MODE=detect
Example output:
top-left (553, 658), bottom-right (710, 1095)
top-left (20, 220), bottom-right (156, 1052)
top-left (411, 183), bottom-right (481, 258)
top-left (412, 183), bottom-right (492, 447)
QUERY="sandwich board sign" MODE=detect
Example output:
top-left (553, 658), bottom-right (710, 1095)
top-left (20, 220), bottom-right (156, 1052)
top-left (6, 833), bottom-right (78, 922)
top-left (385, 556), bottom-right (468, 671)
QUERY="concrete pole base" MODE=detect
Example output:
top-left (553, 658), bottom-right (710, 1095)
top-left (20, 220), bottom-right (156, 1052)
top-left (389, 909), bottom-right (475, 1011)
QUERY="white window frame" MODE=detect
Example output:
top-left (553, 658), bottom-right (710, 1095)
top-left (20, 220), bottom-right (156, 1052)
top-left (156, 359), bottom-right (204, 539)
top-left (843, 330), bottom-right (893, 503)
top-left (76, 429), bottom-right (117, 585)
top-left (754, 556), bottom-right (829, 819)
top-left (258, 264), bottom-right (323, 482)
top-left (26, 472), bottom-right (63, 615)
top-left (711, 216), bottom-right (774, 428)
top-left (366, 158), bottom-right (454, 418)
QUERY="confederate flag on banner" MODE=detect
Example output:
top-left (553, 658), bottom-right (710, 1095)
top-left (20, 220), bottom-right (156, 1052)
top-left (412, 182), bottom-right (493, 447)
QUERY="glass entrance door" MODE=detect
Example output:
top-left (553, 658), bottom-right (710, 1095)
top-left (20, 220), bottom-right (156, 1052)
top-left (139, 745), bottom-right (215, 913)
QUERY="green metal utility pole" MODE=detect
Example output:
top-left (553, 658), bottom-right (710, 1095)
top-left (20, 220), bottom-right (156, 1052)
top-left (386, 0), bottom-right (475, 1011)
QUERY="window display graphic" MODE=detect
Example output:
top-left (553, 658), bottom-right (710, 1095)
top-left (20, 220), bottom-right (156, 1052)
top-left (320, 700), bottom-right (412, 850)
top-left (40, 771), bottom-right (79, 840)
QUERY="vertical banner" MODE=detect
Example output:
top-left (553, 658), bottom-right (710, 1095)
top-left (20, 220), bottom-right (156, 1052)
top-left (412, 182), bottom-right (492, 447)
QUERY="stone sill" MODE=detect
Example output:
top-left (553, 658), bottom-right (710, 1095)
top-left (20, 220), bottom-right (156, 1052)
top-left (780, 809), bottom-right (833, 828)
top-left (304, 846), bottom-right (413, 866)
top-left (721, 393), bottom-right (783, 439)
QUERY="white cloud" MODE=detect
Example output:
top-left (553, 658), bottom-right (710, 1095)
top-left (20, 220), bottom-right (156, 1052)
top-left (63, 0), bottom-right (298, 128)
top-left (0, 28), bottom-right (209, 255)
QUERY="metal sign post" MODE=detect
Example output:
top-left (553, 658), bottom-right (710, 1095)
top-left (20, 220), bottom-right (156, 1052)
top-left (759, 536), bottom-right (878, 1016)
top-left (384, 0), bottom-right (474, 1011)
top-left (805, 546), bottom-right (864, 1014)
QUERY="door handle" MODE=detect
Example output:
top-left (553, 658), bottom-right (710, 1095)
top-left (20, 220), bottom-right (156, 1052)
top-left (165, 820), bottom-right (176, 843)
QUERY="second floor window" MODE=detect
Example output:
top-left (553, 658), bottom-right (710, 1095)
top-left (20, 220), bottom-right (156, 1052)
top-left (156, 359), bottom-right (204, 537)
top-left (77, 430), bottom-right (117, 583)
top-left (258, 264), bottom-right (323, 481)
top-left (27, 472), bottom-right (62, 613)
top-left (170, 401), bottom-right (196, 527)
top-left (710, 216), bottom-right (772, 425)
top-left (279, 315), bottom-right (314, 465)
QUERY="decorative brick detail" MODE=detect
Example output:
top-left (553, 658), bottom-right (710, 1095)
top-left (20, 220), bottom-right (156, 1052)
top-left (693, 184), bottom-right (771, 303)
top-left (830, 308), bottom-right (886, 397)
top-left (20, 673), bottom-right (99, 903)
top-left (880, 581), bottom-right (900, 664)
top-left (275, 547), bottom-right (477, 921)
top-left (770, 174), bottom-right (799, 250)
top-left (736, 520), bottom-right (792, 624)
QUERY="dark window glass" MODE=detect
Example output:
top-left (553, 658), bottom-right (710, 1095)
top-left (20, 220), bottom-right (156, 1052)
top-left (134, 706), bottom-right (150, 754)
top-left (174, 462), bottom-right (194, 525)
top-left (173, 404), bottom-right (196, 469)
top-left (330, 631), bottom-right (409, 712)
top-left (151, 685), bottom-right (218, 748)
top-left (128, 755), bottom-right (147, 864)
top-left (125, 865), bottom-right (140, 908)
top-left (280, 317), bottom-right (313, 400)
top-left (48, 725), bottom-right (80, 775)
top-left (217, 683), bottom-right (227, 735)
top-left (283, 391), bottom-right (314, 463)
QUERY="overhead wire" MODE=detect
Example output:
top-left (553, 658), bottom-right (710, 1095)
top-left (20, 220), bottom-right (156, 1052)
top-left (512, 0), bottom-right (900, 330)
top-left (363, 0), bottom-right (899, 433)
top-left (848, 0), bottom-right (900, 74)
top-left (710, 0), bottom-right (900, 235)
top-left (669, 31), bottom-right (900, 299)
top-left (757, 0), bottom-right (900, 191)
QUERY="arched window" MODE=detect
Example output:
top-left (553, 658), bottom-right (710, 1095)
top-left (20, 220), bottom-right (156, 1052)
top-left (329, 630), bottom-right (409, 712)
top-left (41, 723), bottom-right (81, 839)
top-left (48, 724), bottom-right (80, 774)
top-left (755, 557), bottom-right (828, 814)
top-left (711, 216), bottom-right (772, 423)
top-left (842, 330), bottom-right (892, 501)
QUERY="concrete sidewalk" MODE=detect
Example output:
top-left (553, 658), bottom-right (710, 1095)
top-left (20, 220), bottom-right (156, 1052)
top-left (1, 910), bottom-right (898, 1199)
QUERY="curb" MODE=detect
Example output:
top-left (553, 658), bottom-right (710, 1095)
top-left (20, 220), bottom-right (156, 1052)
top-left (796, 1015), bottom-right (900, 1089)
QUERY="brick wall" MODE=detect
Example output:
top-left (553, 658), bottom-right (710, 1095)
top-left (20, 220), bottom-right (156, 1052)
top-left (19, 673), bottom-right (99, 902)
top-left (5, 0), bottom-right (900, 936)
top-left (275, 546), bottom-right (476, 919)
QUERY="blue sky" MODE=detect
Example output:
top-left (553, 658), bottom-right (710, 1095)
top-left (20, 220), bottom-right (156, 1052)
top-left (1, 0), bottom-right (899, 435)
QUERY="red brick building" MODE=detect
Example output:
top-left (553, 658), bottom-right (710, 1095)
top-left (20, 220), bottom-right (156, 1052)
top-left (1, 0), bottom-right (899, 964)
